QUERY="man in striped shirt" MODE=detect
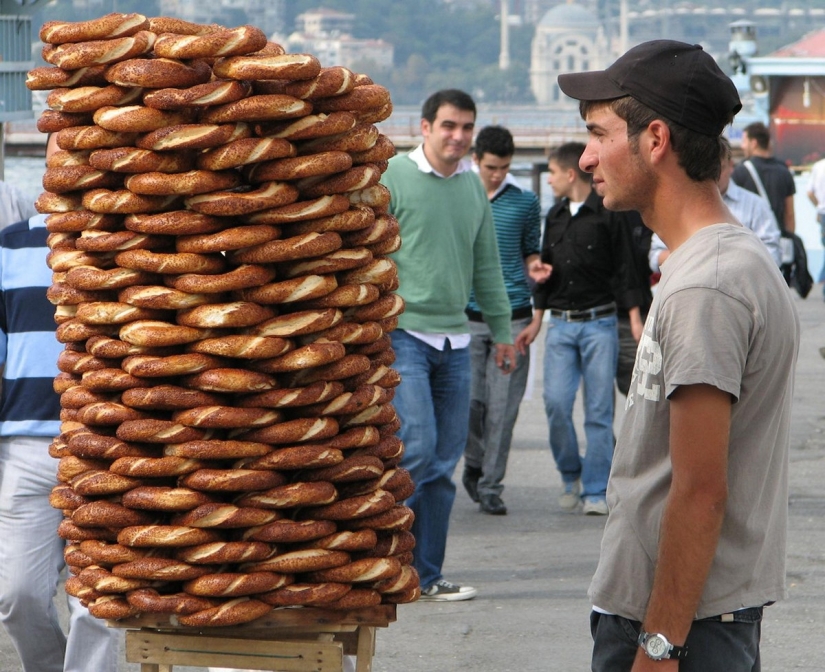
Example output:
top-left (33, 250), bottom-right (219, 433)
top-left (462, 125), bottom-right (543, 516)
top-left (0, 134), bottom-right (119, 672)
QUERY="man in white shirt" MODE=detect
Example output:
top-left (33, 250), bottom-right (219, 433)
top-left (807, 156), bottom-right (825, 284)
top-left (649, 138), bottom-right (781, 272)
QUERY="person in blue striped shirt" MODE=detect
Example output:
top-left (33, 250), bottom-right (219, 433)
top-left (462, 125), bottom-right (543, 515)
top-left (0, 134), bottom-right (118, 672)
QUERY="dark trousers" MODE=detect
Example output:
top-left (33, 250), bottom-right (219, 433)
top-left (615, 312), bottom-right (645, 397)
top-left (591, 609), bottom-right (762, 672)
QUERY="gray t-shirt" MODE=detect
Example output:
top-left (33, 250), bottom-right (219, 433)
top-left (590, 223), bottom-right (799, 620)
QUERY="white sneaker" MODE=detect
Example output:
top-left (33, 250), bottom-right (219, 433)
top-left (558, 480), bottom-right (581, 511)
top-left (419, 579), bottom-right (478, 602)
top-left (582, 498), bottom-right (609, 515)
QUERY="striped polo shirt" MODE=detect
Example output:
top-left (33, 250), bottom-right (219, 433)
top-left (0, 214), bottom-right (61, 437)
top-left (468, 177), bottom-right (541, 314)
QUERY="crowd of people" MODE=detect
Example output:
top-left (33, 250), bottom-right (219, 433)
top-left (0, 36), bottom-right (808, 672)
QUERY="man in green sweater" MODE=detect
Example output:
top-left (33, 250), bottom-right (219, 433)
top-left (381, 89), bottom-right (515, 601)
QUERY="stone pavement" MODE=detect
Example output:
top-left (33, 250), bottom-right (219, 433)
top-left (1, 287), bottom-right (823, 672)
top-left (371, 285), bottom-right (825, 672)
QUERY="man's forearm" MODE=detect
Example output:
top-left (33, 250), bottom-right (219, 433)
top-left (641, 481), bottom-right (726, 642)
top-left (641, 385), bottom-right (731, 645)
top-left (784, 196), bottom-right (795, 233)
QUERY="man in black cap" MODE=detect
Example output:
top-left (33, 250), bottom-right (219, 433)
top-left (558, 40), bottom-right (799, 671)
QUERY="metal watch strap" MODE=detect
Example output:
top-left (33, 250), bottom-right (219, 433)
top-left (637, 631), bottom-right (688, 660)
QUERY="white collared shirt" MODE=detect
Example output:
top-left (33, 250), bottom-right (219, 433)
top-left (649, 182), bottom-right (782, 271)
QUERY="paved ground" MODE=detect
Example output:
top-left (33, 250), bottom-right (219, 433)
top-left (1, 286), bottom-right (823, 671)
top-left (370, 285), bottom-right (825, 672)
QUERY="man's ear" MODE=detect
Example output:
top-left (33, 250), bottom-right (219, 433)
top-left (645, 120), bottom-right (671, 166)
top-left (420, 118), bottom-right (431, 138)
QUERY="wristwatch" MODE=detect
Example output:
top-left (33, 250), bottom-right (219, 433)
top-left (637, 631), bottom-right (688, 661)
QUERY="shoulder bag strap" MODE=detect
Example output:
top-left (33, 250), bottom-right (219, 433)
top-left (742, 160), bottom-right (770, 202)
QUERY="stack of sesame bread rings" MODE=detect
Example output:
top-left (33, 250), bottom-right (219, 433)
top-left (30, 12), bottom-right (418, 627)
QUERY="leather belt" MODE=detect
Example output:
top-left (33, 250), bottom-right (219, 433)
top-left (466, 306), bottom-right (533, 323)
top-left (548, 302), bottom-right (617, 322)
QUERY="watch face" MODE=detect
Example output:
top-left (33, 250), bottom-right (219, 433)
top-left (646, 635), bottom-right (668, 658)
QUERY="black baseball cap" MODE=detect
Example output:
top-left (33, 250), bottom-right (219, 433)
top-left (558, 40), bottom-right (742, 137)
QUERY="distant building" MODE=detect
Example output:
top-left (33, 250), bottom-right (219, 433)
top-left (295, 7), bottom-right (355, 36)
top-left (611, 4), bottom-right (825, 59)
top-left (287, 7), bottom-right (394, 73)
top-left (530, 2), bottom-right (607, 107)
top-left (746, 28), bottom-right (825, 165)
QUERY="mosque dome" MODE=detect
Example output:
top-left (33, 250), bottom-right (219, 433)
top-left (538, 3), bottom-right (598, 31)
top-left (530, 2), bottom-right (605, 107)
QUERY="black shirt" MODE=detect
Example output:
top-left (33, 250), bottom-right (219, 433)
top-left (731, 156), bottom-right (796, 233)
top-left (533, 189), bottom-right (643, 312)
top-left (617, 210), bottom-right (653, 316)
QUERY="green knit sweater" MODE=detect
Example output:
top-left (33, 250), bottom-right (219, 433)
top-left (381, 153), bottom-right (512, 344)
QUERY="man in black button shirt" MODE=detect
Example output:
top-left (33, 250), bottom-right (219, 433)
top-left (529, 142), bottom-right (643, 515)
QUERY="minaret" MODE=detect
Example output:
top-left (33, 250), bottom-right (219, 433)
top-left (619, 0), bottom-right (629, 56)
top-left (499, 0), bottom-right (510, 70)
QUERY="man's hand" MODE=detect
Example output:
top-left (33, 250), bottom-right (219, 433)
top-left (629, 306), bottom-right (644, 343)
top-left (514, 313), bottom-right (543, 355)
top-left (495, 343), bottom-right (517, 374)
top-left (528, 258), bottom-right (552, 283)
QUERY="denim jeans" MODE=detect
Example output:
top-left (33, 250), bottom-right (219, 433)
top-left (390, 330), bottom-right (471, 590)
top-left (0, 436), bottom-right (119, 672)
top-left (818, 213), bottom-right (825, 285)
top-left (591, 609), bottom-right (762, 672)
top-left (464, 317), bottom-right (532, 497)
top-left (542, 315), bottom-right (618, 500)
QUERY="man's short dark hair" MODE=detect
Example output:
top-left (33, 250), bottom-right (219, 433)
top-left (547, 142), bottom-right (589, 182)
top-left (474, 125), bottom-right (514, 159)
top-left (580, 97), bottom-right (725, 183)
top-left (743, 122), bottom-right (771, 150)
top-left (720, 136), bottom-right (732, 164)
top-left (421, 89), bottom-right (476, 123)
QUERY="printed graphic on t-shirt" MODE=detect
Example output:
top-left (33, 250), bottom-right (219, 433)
top-left (627, 330), bottom-right (662, 409)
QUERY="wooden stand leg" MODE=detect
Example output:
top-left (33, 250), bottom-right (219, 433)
top-left (354, 626), bottom-right (375, 672)
top-left (138, 664), bottom-right (165, 672)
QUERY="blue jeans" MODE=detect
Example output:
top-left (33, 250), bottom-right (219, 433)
top-left (391, 330), bottom-right (471, 590)
top-left (818, 213), bottom-right (825, 285)
top-left (464, 317), bottom-right (532, 497)
top-left (542, 315), bottom-right (618, 500)
top-left (591, 609), bottom-right (762, 672)
top-left (0, 437), bottom-right (119, 672)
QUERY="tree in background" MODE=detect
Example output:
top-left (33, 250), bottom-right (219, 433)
top-left (284, 0), bottom-right (535, 105)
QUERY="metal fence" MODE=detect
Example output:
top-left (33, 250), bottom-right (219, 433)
top-left (0, 14), bottom-right (34, 122)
